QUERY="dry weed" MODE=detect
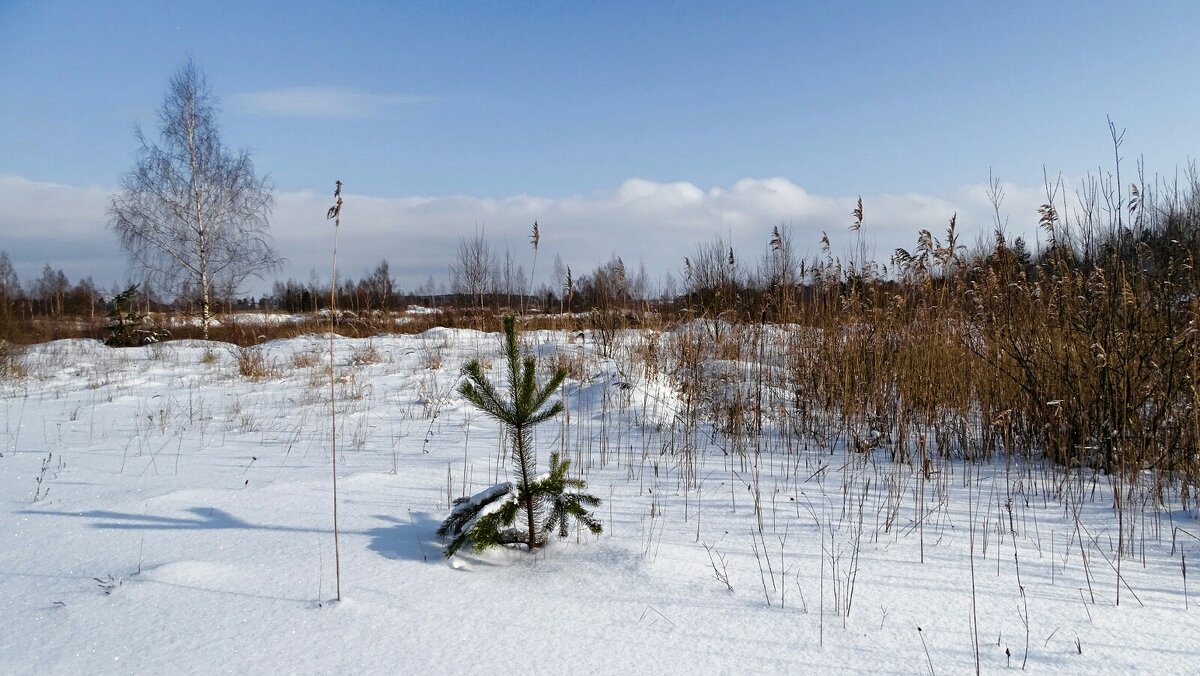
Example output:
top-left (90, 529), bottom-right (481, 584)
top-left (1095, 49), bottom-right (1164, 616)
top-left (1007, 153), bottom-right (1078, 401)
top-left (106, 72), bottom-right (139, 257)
top-left (348, 342), bottom-right (382, 366)
top-left (0, 341), bottom-right (27, 381)
top-left (290, 350), bottom-right (322, 369)
top-left (235, 346), bottom-right (280, 380)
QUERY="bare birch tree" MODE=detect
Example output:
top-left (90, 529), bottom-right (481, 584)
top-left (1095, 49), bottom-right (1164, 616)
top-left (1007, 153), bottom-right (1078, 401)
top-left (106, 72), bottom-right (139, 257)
top-left (109, 60), bottom-right (280, 338)
top-left (0, 251), bottom-right (20, 324)
top-left (449, 231), bottom-right (495, 310)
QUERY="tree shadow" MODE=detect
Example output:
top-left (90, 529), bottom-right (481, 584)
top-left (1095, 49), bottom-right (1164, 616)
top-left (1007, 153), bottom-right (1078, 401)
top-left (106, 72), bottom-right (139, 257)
top-left (365, 511), bottom-right (444, 563)
top-left (24, 507), bottom-right (314, 533)
top-left (23, 507), bottom-right (449, 564)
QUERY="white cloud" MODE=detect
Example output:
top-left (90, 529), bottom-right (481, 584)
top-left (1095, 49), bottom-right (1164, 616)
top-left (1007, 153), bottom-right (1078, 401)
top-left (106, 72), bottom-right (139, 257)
top-left (956, 179), bottom-right (1052, 246)
top-left (0, 174), bottom-right (1050, 298)
top-left (266, 177), bottom-right (1034, 292)
top-left (229, 87), bottom-right (429, 119)
top-left (0, 174), bottom-right (111, 236)
top-left (0, 174), bottom-right (126, 289)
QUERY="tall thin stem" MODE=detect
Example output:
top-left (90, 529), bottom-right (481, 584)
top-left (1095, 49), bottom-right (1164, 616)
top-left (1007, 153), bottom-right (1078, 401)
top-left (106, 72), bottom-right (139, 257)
top-left (526, 221), bottom-right (540, 315)
top-left (327, 180), bottom-right (343, 601)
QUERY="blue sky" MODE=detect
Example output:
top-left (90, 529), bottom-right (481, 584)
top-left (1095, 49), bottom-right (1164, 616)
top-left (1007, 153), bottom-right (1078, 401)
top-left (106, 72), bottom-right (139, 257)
top-left (1, 0), bottom-right (1197, 292)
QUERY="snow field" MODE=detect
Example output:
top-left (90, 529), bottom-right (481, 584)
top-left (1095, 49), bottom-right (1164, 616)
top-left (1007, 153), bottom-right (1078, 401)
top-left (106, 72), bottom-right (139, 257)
top-left (1, 327), bottom-right (1197, 674)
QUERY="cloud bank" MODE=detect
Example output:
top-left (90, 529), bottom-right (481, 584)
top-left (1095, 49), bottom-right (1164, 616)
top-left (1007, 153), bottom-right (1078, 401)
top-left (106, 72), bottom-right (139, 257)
top-left (0, 173), bottom-right (1047, 298)
top-left (229, 87), bottom-right (428, 118)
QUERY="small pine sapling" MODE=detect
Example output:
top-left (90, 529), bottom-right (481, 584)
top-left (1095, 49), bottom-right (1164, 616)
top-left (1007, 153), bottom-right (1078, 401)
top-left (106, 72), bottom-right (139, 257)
top-left (437, 314), bottom-right (601, 556)
top-left (104, 284), bottom-right (167, 347)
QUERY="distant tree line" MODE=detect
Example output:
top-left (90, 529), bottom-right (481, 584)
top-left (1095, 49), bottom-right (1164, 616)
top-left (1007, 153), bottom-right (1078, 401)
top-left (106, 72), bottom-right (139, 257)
top-left (0, 253), bottom-right (111, 326)
top-left (268, 259), bottom-right (405, 315)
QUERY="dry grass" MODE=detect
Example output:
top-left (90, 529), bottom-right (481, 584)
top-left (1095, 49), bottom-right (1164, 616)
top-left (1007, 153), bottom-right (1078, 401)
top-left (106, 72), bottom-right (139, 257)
top-left (234, 345), bottom-right (280, 380)
top-left (348, 342), bottom-right (383, 366)
top-left (290, 349), bottom-right (322, 369)
top-left (421, 349), bottom-right (443, 371)
top-left (0, 340), bottom-right (26, 381)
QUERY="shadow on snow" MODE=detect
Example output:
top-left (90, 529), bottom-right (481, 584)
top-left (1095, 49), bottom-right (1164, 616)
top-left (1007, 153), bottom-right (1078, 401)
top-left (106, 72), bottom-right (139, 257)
top-left (22, 507), bottom-right (445, 564)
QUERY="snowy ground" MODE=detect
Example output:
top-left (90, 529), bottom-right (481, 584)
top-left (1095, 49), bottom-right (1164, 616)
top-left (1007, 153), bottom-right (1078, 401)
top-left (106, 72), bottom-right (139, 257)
top-left (2, 328), bottom-right (1197, 674)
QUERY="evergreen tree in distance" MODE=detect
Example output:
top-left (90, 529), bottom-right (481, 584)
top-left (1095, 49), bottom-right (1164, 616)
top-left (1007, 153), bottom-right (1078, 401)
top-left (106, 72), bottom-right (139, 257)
top-left (437, 315), bottom-right (601, 556)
